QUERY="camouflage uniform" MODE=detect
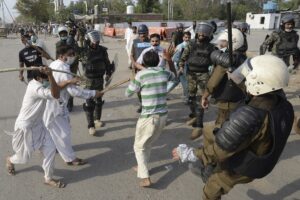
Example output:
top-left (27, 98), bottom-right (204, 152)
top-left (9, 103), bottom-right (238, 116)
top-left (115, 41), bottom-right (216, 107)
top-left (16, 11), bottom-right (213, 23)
top-left (260, 30), bottom-right (300, 67)
top-left (179, 40), bottom-right (216, 135)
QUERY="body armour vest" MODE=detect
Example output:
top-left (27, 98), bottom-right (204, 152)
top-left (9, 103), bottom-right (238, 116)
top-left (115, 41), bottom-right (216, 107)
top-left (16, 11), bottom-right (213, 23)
top-left (82, 46), bottom-right (107, 79)
top-left (223, 97), bottom-right (294, 178)
top-left (187, 41), bottom-right (215, 73)
top-left (276, 30), bottom-right (299, 57)
top-left (133, 38), bottom-right (151, 60)
top-left (211, 52), bottom-right (246, 102)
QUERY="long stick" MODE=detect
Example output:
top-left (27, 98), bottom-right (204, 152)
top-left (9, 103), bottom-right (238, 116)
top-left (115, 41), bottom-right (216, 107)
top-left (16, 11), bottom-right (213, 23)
top-left (101, 78), bottom-right (130, 93)
top-left (0, 67), bottom-right (81, 78)
top-left (227, 1), bottom-right (233, 72)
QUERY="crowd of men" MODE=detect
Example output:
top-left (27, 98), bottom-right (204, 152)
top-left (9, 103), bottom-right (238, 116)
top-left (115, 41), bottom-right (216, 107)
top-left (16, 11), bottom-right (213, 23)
top-left (4, 14), bottom-right (300, 199)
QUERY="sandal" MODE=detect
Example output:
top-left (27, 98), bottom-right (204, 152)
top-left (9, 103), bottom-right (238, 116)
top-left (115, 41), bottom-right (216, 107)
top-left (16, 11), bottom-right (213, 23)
top-left (44, 179), bottom-right (66, 188)
top-left (66, 158), bottom-right (87, 166)
top-left (6, 157), bottom-right (15, 176)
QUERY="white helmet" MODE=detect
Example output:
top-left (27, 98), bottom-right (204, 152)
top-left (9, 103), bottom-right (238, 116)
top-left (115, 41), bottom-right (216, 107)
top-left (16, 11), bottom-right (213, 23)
top-left (229, 55), bottom-right (289, 96)
top-left (58, 26), bottom-right (68, 35)
top-left (215, 28), bottom-right (244, 51)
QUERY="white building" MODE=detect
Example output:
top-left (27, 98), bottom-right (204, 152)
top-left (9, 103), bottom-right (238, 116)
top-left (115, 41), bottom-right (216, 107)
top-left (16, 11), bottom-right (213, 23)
top-left (246, 12), bottom-right (281, 30)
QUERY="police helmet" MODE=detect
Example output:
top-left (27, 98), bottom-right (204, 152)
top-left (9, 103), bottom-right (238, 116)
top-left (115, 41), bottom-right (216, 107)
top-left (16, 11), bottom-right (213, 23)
top-left (281, 14), bottom-right (295, 24)
top-left (85, 30), bottom-right (101, 44)
top-left (195, 22), bottom-right (214, 37)
top-left (216, 28), bottom-right (244, 51)
top-left (229, 55), bottom-right (288, 96)
top-left (237, 22), bottom-right (249, 31)
top-left (176, 23), bottom-right (184, 29)
top-left (138, 24), bottom-right (149, 34)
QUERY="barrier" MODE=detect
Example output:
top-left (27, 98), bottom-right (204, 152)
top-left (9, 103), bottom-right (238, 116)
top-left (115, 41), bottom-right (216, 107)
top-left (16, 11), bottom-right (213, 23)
top-left (104, 27), bottom-right (116, 37)
top-left (115, 28), bottom-right (126, 37)
top-left (103, 26), bottom-right (176, 40)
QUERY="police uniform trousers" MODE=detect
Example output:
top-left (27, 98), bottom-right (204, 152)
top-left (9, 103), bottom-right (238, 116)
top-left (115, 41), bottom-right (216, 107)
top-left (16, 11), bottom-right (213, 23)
top-left (187, 72), bottom-right (209, 128)
top-left (83, 78), bottom-right (104, 128)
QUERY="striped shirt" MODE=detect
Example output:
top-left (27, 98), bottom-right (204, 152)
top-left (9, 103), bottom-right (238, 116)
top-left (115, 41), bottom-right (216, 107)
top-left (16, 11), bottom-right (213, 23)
top-left (126, 67), bottom-right (175, 117)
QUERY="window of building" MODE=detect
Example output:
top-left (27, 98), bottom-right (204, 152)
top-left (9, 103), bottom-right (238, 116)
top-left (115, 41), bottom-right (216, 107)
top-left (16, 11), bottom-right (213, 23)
top-left (260, 17), bottom-right (265, 24)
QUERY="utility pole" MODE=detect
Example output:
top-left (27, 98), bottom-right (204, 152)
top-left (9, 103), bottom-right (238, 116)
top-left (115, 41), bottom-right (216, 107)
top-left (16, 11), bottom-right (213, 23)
top-left (167, 0), bottom-right (174, 21)
top-left (0, 0), bottom-right (5, 28)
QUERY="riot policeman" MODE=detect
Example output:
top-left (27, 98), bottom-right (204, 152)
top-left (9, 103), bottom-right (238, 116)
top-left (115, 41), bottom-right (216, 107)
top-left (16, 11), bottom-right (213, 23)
top-left (178, 22), bottom-right (217, 140)
top-left (260, 14), bottom-right (300, 68)
top-left (80, 30), bottom-right (114, 135)
top-left (201, 28), bottom-right (247, 132)
top-left (173, 55), bottom-right (294, 200)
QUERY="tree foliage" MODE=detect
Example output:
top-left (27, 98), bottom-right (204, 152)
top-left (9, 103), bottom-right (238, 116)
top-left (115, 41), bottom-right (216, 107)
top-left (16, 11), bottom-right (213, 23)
top-left (13, 0), bottom-right (300, 23)
top-left (136, 0), bottom-right (161, 13)
top-left (15, 0), bottom-right (54, 23)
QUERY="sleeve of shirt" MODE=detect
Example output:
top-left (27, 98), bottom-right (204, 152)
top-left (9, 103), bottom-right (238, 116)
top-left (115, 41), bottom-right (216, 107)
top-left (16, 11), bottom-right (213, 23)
top-left (167, 70), bottom-right (175, 81)
top-left (59, 70), bottom-right (96, 99)
top-left (125, 75), bottom-right (141, 97)
top-left (206, 65), bottom-right (227, 94)
top-left (35, 86), bottom-right (55, 100)
top-left (66, 84), bottom-right (96, 99)
top-left (178, 44), bottom-right (191, 67)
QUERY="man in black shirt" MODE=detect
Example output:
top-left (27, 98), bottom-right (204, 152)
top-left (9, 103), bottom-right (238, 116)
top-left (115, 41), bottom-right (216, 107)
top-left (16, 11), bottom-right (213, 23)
top-left (19, 34), bottom-right (44, 82)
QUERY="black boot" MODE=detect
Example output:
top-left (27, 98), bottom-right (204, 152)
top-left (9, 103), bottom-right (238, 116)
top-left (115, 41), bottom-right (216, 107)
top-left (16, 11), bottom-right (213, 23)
top-left (83, 102), bottom-right (96, 135)
top-left (94, 100), bottom-right (104, 128)
top-left (188, 96), bottom-right (196, 119)
top-left (190, 96), bottom-right (204, 140)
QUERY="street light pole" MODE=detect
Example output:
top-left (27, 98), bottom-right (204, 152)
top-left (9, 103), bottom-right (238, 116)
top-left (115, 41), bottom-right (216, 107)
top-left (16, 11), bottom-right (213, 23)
top-left (0, 0), bottom-right (5, 28)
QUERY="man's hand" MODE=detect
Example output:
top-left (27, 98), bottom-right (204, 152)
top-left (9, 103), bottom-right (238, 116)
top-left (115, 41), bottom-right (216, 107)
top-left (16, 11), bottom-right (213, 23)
top-left (95, 91), bottom-right (104, 98)
top-left (172, 144), bottom-right (198, 163)
top-left (19, 74), bottom-right (25, 82)
top-left (168, 44), bottom-right (175, 56)
top-left (201, 96), bottom-right (209, 109)
top-left (40, 66), bottom-right (52, 76)
top-left (69, 77), bottom-right (81, 85)
top-left (163, 49), bottom-right (172, 61)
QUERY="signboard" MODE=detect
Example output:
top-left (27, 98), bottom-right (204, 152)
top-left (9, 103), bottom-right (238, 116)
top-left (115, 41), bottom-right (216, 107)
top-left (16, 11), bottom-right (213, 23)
top-left (102, 8), bottom-right (108, 12)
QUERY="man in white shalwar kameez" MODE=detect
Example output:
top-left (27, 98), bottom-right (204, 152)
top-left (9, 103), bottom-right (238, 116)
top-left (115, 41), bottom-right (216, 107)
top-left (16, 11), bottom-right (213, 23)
top-left (6, 67), bottom-right (65, 188)
top-left (44, 45), bottom-right (103, 165)
top-left (124, 22), bottom-right (133, 67)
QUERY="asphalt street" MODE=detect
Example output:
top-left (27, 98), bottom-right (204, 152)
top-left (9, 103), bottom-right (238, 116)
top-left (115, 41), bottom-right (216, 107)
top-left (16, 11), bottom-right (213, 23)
top-left (0, 31), bottom-right (299, 200)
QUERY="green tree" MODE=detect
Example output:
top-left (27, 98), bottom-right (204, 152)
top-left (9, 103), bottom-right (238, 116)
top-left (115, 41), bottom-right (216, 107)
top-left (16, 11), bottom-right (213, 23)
top-left (15, 0), bottom-right (54, 23)
top-left (136, 0), bottom-right (161, 13)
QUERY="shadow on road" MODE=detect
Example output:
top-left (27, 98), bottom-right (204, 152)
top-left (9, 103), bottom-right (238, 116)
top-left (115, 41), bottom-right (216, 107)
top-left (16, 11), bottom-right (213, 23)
top-left (247, 178), bottom-right (300, 200)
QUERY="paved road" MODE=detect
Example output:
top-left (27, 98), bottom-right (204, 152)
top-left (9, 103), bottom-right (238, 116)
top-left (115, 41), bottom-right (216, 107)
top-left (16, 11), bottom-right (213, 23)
top-left (0, 31), bottom-right (299, 200)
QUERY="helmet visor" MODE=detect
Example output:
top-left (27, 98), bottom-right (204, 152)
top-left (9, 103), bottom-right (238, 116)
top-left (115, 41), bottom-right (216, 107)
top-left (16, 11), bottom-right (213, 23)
top-left (228, 58), bottom-right (252, 84)
top-left (195, 23), bottom-right (213, 37)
